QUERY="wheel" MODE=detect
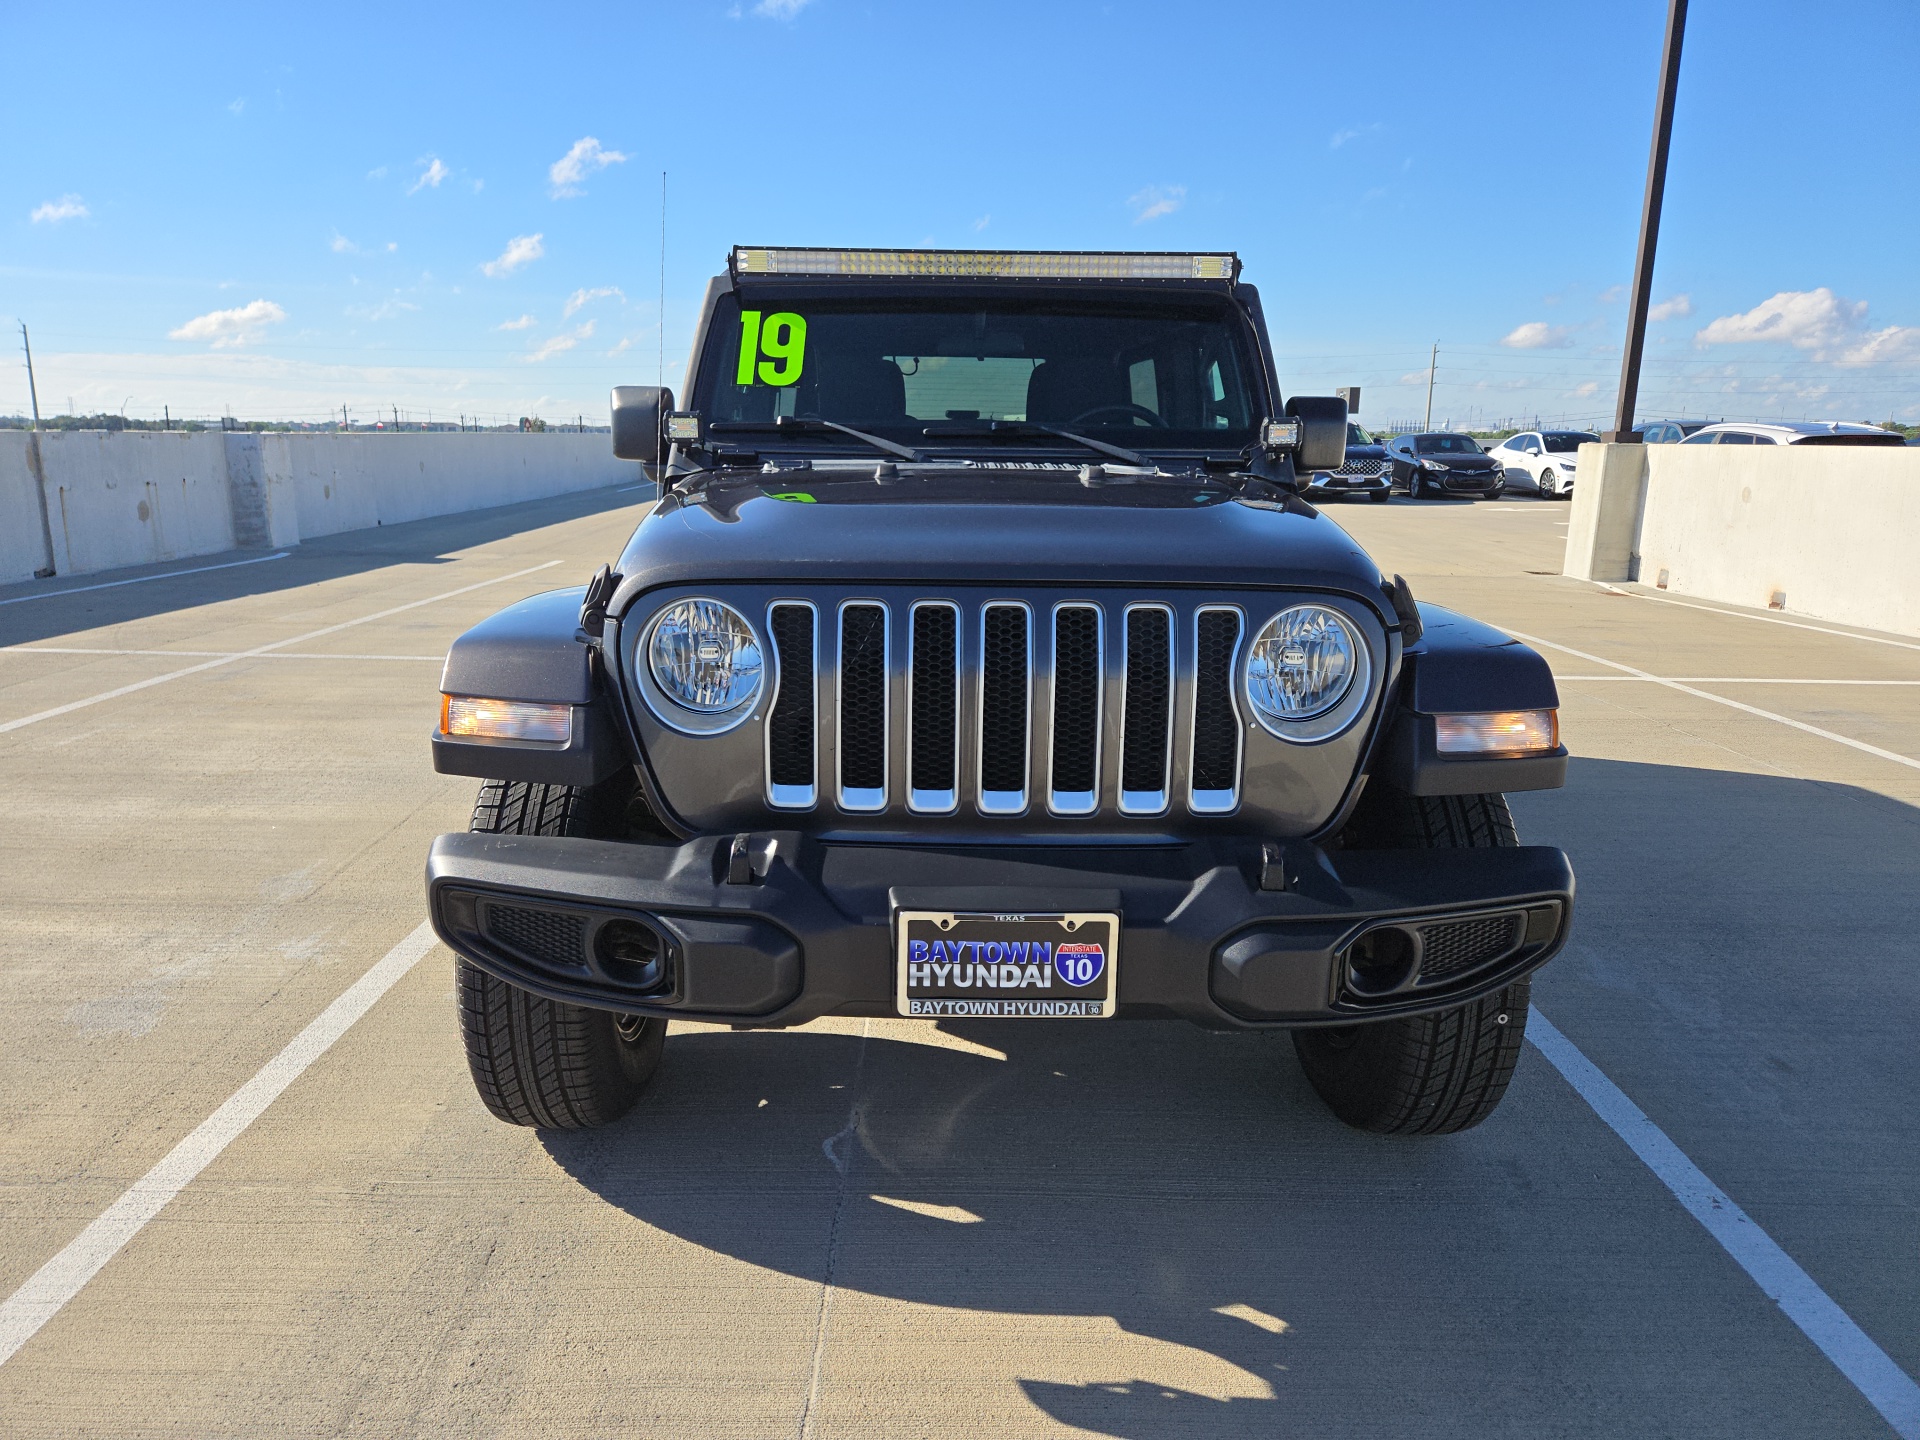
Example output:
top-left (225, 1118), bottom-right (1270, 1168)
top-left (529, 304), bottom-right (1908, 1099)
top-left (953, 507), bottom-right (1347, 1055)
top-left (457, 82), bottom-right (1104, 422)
top-left (1537, 467), bottom-right (1559, 499)
top-left (455, 778), bottom-right (666, 1129)
top-left (1293, 791), bottom-right (1532, 1135)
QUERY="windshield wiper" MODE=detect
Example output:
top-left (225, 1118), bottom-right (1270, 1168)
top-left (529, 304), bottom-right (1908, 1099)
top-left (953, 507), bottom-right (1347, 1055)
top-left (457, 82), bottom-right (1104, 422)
top-left (931, 419), bottom-right (1157, 469)
top-left (710, 416), bottom-right (926, 463)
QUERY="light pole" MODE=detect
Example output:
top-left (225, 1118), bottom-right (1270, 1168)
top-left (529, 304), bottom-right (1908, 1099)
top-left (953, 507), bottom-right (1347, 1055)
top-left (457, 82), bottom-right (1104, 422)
top-left (1422, 342), bottom-right (1437, 432)
top-left (1606, 0), bottom-right (1688, 442)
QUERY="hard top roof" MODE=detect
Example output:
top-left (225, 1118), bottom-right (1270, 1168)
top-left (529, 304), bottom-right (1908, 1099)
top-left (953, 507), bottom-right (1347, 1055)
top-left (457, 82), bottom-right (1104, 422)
top-left (730, 246), bottom-right (1240, 284)
top-left (1697, 419), bottom-right (1895, 437)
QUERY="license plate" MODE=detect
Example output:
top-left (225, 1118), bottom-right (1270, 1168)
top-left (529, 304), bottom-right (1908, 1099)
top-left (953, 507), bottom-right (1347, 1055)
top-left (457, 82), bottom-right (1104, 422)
top-left (895, 910), bottom-right (1119, 1018)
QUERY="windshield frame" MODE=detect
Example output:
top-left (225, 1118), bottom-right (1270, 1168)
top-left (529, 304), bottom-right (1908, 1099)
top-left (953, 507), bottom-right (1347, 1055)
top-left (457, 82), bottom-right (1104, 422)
top-left (690, 282), bottom-right (1276, 463)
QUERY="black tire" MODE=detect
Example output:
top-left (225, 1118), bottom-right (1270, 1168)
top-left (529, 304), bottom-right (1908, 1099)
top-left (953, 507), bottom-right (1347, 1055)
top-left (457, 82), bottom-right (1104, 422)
top-left (1293, 792), bottom-right (1532, 1135)
top-left (455, 778), bottom-right (665, 1129)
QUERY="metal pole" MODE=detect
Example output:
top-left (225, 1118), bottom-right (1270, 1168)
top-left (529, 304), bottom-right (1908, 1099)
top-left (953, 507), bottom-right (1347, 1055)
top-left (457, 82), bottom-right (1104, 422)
top-left (659, 171), bottom-right (667, 390)
top-left (20, 323), bottom-right (42, 430)
top-left (1423, 342), bottom-right (1437, 431)
top-left (1607, 0), bottom-right (1688, 442)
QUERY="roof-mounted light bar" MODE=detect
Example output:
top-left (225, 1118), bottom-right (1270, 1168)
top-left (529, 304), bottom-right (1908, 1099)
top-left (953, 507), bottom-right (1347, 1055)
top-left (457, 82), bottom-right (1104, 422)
top-left (731, 247), bottom-right (1238, 283)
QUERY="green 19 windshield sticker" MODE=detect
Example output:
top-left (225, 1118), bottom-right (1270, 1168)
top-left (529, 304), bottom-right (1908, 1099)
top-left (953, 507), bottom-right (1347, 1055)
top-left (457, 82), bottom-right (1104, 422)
top-left (736, 311), bottom-right (807, 387)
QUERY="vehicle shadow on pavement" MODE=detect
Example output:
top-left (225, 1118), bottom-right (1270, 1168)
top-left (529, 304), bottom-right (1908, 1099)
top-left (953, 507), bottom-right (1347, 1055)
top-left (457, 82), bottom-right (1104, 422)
top-left (0, 482), bottom-right (648, 647)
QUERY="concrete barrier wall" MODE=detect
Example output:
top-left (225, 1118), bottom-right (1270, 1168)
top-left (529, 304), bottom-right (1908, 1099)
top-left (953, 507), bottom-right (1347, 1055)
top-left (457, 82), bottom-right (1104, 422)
top-left (0, 432), bottom-right (640, 583)
top-left (1564, 442), bottom-right (1920, 637)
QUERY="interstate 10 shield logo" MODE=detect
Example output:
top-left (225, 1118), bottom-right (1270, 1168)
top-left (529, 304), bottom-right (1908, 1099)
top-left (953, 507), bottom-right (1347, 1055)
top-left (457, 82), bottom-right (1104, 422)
top-left (1054, 942), bottom-right (1106, 988)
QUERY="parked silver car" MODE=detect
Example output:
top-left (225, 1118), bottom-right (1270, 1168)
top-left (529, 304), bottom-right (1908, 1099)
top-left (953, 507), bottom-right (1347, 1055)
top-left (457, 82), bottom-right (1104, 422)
top-left (1680, 421), bottom-right (1905, 447)
top-left (1483, 430), bottom-right (1596, 499)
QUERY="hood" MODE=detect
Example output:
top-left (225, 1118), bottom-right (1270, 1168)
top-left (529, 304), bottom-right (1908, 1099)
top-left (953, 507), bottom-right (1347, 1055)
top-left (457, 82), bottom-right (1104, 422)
top-left (610, 470), bottom-right (1389, 618)
top-left (1343, 443), bottom-right (1387, 460)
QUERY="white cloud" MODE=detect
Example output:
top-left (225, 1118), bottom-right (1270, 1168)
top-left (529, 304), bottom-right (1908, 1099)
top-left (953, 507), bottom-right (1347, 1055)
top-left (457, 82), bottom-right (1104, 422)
top-left (1330, 123), bottom-right (1381, 149)
top-left (366, 165), bottom-right (389, 181)
top-left (31, 194), bottom-right (88, 224)
top-left (563, 285), bottom-right (624, 318)
top-left (549, 137), bottom-right (628, 198)
top-left (1691, 287), bottom-right (1919, 363)
top-left (972, 214), bottom-right (991, 232)
top-left (527, 321), bottom-right (593, 363)
top-left (607, 337), bottom-right (634, 356)
top-left (754, 0), bottom-right (812, 15)
top-left (1648, 293), bottom-right (1693, 322)
top-left (482, 233), bottom-right (544, 277)
top-left (408, 156), bottom-right (450, 194)
top-left (1129, 184), bottom-right (1186, 224)
top-left (169, 299), bottom-right (287, 349)
top-left (329, 231), bottom-right (358, 254)
top-left (349, 299), bottom-right (421, 322)
top-left (497, 314), bottom-right (538, 331)
top-left (1500, 321), bottom-right (1575, 350)
top-left (1573, 380), bottom-right (1601, 397)
top-left (1397, 371), bottom-right (1431, 386)
top-left (227, 97), bottom-right (246, 116)
top-left (1597, 284), bottom-right (1627, 304)
top-left (386, 241), bottom-right (398, 253)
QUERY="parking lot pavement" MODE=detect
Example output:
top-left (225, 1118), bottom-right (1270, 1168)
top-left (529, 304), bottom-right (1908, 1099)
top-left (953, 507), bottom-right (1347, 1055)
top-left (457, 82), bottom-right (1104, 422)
top-left (1, 494), bottom-right (1914, 1437)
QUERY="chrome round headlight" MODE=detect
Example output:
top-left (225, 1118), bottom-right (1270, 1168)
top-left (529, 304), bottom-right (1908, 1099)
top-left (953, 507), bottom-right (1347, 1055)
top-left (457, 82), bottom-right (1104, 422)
top-left (1246, 605), bottom-right (1360, 727)
top-left (647, 599), bottom-right (763, 714)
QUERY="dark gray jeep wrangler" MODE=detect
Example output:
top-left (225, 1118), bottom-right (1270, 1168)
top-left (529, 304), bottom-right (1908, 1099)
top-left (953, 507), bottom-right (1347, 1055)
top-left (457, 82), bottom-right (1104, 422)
top-left (426, 246), bottom-right (1572, 1135)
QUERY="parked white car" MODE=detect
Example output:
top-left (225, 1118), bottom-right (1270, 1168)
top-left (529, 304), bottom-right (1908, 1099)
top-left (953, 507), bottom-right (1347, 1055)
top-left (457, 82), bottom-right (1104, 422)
top-left (1483, 430), bottom-right (1597, 499)
top-left (1679, 421), bottom-right (1905, 447)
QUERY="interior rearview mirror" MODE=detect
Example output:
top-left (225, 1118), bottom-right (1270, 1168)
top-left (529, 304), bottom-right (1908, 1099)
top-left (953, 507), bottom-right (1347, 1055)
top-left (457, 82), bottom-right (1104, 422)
top-left (1285, 395), bottom-right (1349, 473)
top-left (611, 385), bottom-right (675, 463)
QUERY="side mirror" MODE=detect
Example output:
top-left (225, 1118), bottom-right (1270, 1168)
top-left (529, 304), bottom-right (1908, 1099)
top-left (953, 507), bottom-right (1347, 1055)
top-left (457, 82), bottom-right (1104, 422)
top-left (1285, 396), bottom-right (1349, 472)
top-left (611, 385), bottom-right (674, 462)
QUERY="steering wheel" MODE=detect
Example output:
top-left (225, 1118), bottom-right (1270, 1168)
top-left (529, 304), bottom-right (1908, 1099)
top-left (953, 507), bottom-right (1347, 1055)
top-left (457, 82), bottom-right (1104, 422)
top-left (1067, 404), bottom-right (1168, 429)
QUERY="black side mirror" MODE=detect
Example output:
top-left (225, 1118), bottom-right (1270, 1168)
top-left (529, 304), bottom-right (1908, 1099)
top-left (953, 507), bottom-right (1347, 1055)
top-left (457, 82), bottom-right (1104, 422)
top-left (611, 385), bottom-right (675, 462)
top-left (1285, 395), bottom-right (1349, 472)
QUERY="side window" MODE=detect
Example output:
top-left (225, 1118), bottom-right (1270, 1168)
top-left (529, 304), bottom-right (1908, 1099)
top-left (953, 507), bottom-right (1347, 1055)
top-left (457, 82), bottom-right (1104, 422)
top-left (1718, 432), bottom-right (1755, 445)
top-left (1520, 436), bottom-right (1538, 454)
top-left (1129, 358), bottom-right (1160, 417)
top-left (1681, 431), bottom-right (1715, 444)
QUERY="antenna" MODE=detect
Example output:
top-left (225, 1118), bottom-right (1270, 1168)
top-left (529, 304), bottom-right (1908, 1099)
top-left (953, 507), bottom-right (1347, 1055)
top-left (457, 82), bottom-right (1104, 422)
top-left (658, 171), bottom-right (667, 390)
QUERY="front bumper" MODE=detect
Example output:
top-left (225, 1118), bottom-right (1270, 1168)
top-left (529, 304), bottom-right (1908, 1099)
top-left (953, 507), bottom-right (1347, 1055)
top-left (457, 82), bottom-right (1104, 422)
top-left (427, 832), bottom-right (1574, 1030)
top-left (1303, 469), bottom-right (1390, 497)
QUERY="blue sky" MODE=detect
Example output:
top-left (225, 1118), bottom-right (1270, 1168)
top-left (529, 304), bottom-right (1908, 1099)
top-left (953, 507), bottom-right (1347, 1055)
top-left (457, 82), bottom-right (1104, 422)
top-left (4, 0), bottom-right (1916, 429)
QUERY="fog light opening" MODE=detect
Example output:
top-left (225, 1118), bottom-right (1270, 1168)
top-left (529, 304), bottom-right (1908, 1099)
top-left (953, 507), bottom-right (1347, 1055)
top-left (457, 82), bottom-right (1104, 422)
top-left (1345, 926), bottom-right (1418, 997)
top-left (594, 919), bottom-right (673, 995)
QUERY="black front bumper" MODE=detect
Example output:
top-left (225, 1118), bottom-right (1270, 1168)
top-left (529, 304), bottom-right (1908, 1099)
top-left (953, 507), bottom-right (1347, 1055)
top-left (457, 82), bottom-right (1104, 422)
top-left (427, 833), bottom-right (1574, 1030)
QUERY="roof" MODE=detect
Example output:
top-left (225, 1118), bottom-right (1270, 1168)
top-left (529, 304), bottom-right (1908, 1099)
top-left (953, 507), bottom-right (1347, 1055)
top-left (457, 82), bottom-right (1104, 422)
top-left (729, 246), bottom-right (1240, 283)
top-left (1694, 420), bottom-right (1897, 438)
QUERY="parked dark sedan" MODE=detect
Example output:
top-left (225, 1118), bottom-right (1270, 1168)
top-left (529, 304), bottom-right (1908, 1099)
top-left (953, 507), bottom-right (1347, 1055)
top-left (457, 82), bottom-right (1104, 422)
top-left (1385, 432), bottom-right (1505, 499)
top-left (1300, 422), bottom-right (1392, 503)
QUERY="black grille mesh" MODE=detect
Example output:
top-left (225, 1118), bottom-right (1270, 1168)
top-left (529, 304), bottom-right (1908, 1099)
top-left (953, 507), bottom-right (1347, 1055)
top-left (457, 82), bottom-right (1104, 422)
top-left (1121, 608), bottom-right (1171, 794)
top-left (980, 604), bottom-right (1029, 794)
top-left (1190, 610), bottom-right (1243, 794)
top-left (767, 604), bottom-right (815, 790)
top-left (911, 605), bottom-right (958, 794)
top-left (1417, 913), bottom-right (1522, 983)
top-left (484, 904), bottom-right (587, 974)
top-left (1050, 606), bottom-right (1100, 795)
top-left (839, 604), bottom-right (888, 792)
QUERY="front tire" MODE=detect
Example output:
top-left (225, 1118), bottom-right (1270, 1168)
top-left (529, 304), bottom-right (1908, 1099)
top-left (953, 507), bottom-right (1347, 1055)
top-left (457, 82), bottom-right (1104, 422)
top-left (456, 779), bottom-right (665, 1129)
top-left (1538, 467), bottom-right (1560, 499)
top-left (1293, 792), bottom-right (1532, 1135)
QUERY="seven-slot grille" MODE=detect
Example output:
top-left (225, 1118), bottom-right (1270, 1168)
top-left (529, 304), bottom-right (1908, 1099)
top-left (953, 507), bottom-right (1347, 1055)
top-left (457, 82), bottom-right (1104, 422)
top-left (764, 597), bottom-right (1244, 818)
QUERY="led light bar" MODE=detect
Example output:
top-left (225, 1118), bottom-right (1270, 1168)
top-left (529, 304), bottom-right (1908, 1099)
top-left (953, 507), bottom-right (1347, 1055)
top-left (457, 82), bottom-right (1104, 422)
top-left (732, 247), bottom-right (1238, 282)
top-left (1260, 417), bottom-right (1303, 450)
top-left (441, 694), bottom-right (572, 745)
top-left (1434, 709), bottom-right (1559, 756)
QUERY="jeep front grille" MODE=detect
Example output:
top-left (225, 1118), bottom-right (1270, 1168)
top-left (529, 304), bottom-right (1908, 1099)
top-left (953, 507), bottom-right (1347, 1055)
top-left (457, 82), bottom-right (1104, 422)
top-left (765, 595), bottom-right (1244, 819)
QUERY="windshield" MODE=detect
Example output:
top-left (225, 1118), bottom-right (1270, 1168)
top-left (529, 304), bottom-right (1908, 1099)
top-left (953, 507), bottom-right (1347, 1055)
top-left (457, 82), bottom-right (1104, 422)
top-left (697, 291), bottom-right (1261, 453)
top-left (1543, 432), bottom-right (1596, 453)
top-left (1414, 433), bottom-right (1483, 454)
top-left (1347, 423), bottom-right (1373, 445)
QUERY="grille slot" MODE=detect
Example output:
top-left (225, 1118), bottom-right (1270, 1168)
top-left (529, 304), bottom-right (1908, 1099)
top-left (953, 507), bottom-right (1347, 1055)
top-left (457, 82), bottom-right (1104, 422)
top-left (766, 603), bottom-right (817, 808)
top-left (837, 602), bottom-right (889, 811)
top-left (1190, 607), bottom-right (1243, 813)
top-left (1049, 604), bottom-right (1102, 814)
top-left (909, 602), bottom-right (959, 812)
top-left (1416, 913), bottom-right (1523, 984)
top-left (483, 903), bottom-right (588, 976)
top-left (978, 603), bottom-right (1031, 813)
top-left (1120, 605), bottom-right (1173, 814)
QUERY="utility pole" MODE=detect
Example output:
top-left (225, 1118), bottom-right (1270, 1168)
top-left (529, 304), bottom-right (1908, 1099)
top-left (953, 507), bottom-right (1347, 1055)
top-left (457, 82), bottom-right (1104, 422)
top-left (19, 323), bottom-right (42, 431)
top-left (1422, 342), bottom-right (1437, 431)
top-left (659, 170), bottom-right (668, 389)
top-left (1607, 0), bottom-right (1688, 442)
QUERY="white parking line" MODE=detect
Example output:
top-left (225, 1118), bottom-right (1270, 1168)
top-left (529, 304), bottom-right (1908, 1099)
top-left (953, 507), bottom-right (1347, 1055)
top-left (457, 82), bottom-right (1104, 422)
top-left (1530, 1011), bottom-right (1920, 1437)
top-left (1505, 628), bottom-right (1920, 774)
top-left (0, 562), bottom-right (558, 736)
top-left (0, 922), bottom-right (439, 1368)
top-left (1555, 675), bottom-right (1920, 686)
top-left (1592, 584), bottom-right (1920, 654)
top-left (0, 552), bottom-right (292, 607)
top-left (3, 647), bottom-right (445, 662)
